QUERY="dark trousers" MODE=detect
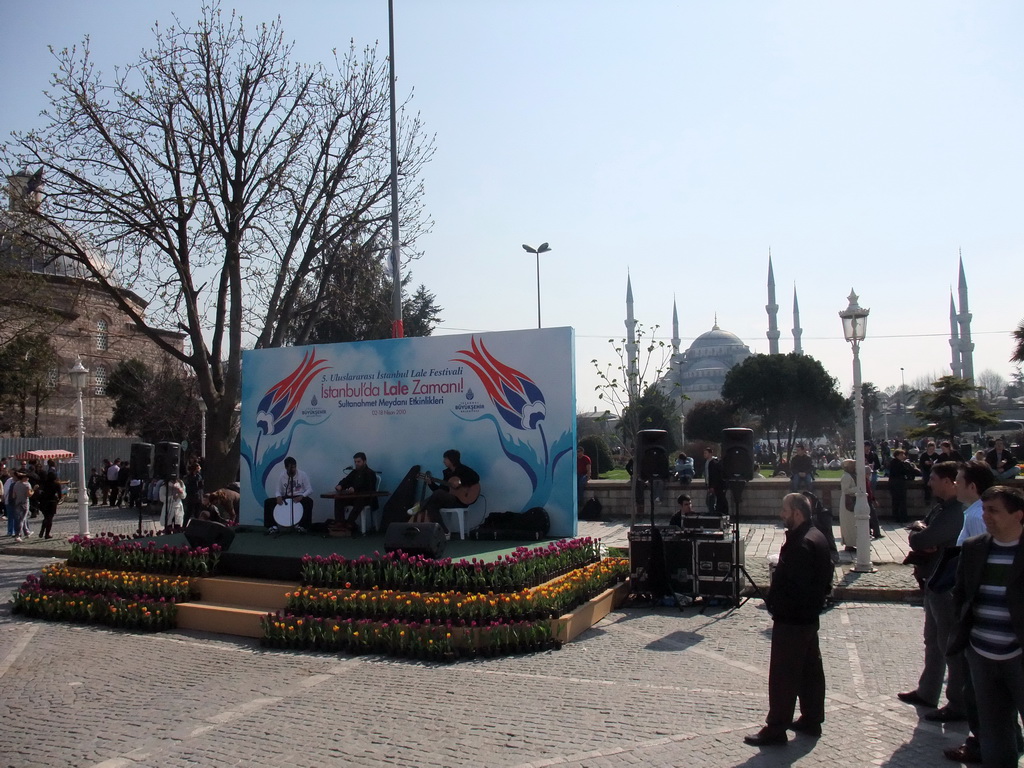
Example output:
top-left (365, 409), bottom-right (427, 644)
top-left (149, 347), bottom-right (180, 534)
top-left (420, 490), bottom-right (463, 532)
top-left (890, 485), bottom-right (909, 523)
top-left (966, 647), bottom-right (1024, 768)
top-left (39, 500), bottom-right (58, 538)
top-left (918, 588), bottom-right (965, 711)
top-left (263, 497), bottom-right (313, 529)
top-left (765, 620), bottom-right (825, 734)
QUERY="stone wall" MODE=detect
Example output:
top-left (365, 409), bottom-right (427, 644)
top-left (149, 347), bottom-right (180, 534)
top-left (584, 477), bottom-right (1021, 522)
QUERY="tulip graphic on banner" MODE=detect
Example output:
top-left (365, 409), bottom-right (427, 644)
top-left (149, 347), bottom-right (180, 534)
top-left (241, 349), bottom-right (331, 501)
top-left (452, 337), bottom-right (572, 509)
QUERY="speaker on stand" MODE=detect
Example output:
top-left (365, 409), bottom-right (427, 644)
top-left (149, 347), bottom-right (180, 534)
top-left (130, 443), bottom-right (154, 535)
top-left (719, 428), bottom-right (765, 608)
top-left (629, 430), bottom-right (683, 608)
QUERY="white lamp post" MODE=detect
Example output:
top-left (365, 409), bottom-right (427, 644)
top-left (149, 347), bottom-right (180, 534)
top-left (198, 399), bottom-right (207, 460)
top-left (839, 290), bottom-right (875, 573)
top-left (69, 356), bottom-right (90, 537)
top-left (521, 242), bottom-right (551, 328)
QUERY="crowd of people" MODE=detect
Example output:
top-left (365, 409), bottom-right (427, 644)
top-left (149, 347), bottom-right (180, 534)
top-left (1, 458), bottom-right (63, 542)
top-left (1, 453), bottom-right (240, 538)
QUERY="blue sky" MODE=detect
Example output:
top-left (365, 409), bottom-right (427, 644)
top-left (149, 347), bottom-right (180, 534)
top-left (3, 1), bottom-right (1021, 416)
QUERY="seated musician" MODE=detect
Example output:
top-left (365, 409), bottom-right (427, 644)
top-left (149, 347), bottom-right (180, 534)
top-left (262, 456), bottom-right (314, 533)
top-left (410, 449), bottom-right (480, 533)
top-left (669, 494), bottom-right (696, 527)
top-left (334, 452), bottom-right (379, 532)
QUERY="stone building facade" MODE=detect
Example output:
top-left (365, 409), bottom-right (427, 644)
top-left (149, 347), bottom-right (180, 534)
top-left (1, 170), bottom-right (185, 437)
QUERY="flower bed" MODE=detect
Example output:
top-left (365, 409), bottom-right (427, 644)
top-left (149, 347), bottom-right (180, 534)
top-left (67, 535), bottom-right (221, 576)
top-left (261, 616), bottom-right (552, 659)
top-left (12, 578), bottom-right (179, 631)
top-left (30, 564), bottom-right (196, 601)
top-left (285, 558), bottom-right (627, 623)
top-left (262, 557), bottom-right (630, 660)
top-left (301, 537), bottom-right (603, 591)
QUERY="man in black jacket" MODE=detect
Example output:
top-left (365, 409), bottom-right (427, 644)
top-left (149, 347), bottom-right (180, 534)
top-left (948, 486), bottom-right (1024, 767)
top-left (744, 493), bottom-right (833, 747)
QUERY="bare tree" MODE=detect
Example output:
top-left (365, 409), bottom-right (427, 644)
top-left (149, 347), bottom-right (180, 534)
top-left (976, 368), bottom-right (1007, 407)
top-left (1, 5), bottom-right (434, 487)
top-left (591, 323), bottom-right (678, 456)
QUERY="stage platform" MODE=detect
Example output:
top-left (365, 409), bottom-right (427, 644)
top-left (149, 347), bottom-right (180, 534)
top-left (157, 526), bottom-right (554, 581)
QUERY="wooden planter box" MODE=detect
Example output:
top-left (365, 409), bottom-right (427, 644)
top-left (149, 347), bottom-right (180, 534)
top-left (549, 581), bottom-right (630, 644)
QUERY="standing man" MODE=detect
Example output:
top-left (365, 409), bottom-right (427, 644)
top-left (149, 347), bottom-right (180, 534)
top-left (788, 444), bottom-right (815, 493)
top-left (986, 438), bottom-right (1020, 481)
top-left (919, 442), bottom-right (940, 505)
top-left (106, 459), bottom-right (121, 508)
top-left (576, 445), bottom-right (592, 510)
top-left (335, 452), bottom-right (380, 532)
top-left (263, 456), bottom-right (314, 533)
top-left (703, 446), bottom-right (728, 516)
top-left (744, 493), bottom-right (833, 746)
top-left (183, 462), bottom-right (204, 525)
top-left (887, 448), bottom-right (919, 524)
top-left (949, 486), bottom-right (1024, 768)
top-left (957, 461), bottom-right (996, 545)
top-left (898, 462), bottom-right (967, 720)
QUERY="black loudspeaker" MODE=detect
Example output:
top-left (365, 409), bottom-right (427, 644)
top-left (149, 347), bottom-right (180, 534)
top-left (637, 429), bottom-right (671, 481)
top-left (721, 428), bottom-right (755, 481)
top-left (153, 442), bottom-right (181, 480)
top-left (130, 443), bottom-right (155, 481)
top-left (183, 518), bottom-right (235, 551)
top-left (628, 525), bottom-right (695, 596)
top-left (385, 522), bottom-right (447, 558)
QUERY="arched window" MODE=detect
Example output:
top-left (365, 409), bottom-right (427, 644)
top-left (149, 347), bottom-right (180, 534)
top-left (94, 366), bottom-right (107, 396)
top-left (96, 319), bottom-right (109, 351)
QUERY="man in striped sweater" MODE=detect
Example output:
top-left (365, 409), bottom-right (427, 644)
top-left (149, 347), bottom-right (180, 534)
top-left (950, 486), bottom-right (1024, 768)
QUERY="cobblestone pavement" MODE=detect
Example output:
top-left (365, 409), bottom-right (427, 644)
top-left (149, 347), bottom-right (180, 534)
top-left (0, 538), bottom-right (977, 768)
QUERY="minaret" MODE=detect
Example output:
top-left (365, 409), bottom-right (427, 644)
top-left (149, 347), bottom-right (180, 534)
top-left (957, 253), bottom-right (975, 382)
top-left (792, 284), bottom-right (803, 355)
top-left (949, 291), bottom-right (962, 378)
top-left (766, 252), bottom-right (780, 354)
top-left (671, 296), bottom-right (681, 355)
top-left (625, 273), bottom-right (638, 400)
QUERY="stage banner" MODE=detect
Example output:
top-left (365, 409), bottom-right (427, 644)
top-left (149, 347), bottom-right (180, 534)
top-left (239, 327), bottom-right (578, 537)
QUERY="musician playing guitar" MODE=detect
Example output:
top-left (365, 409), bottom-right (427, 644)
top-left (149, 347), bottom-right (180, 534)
top-left (263, 456), bottom-right (314, 533)
top-left (410, 449), bottom-right (481, 532)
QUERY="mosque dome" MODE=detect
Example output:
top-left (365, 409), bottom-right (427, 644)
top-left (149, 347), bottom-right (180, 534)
top-left (686, 322), bottom-right (749, 357)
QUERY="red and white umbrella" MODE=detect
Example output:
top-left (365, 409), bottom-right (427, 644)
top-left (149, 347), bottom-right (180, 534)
top-left (14, 449), bottom-right (76, 462)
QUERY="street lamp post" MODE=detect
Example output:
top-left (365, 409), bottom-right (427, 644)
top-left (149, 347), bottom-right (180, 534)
top-left (839, 290), bottom-right (875, 573)
top-left (69, 356), bottom-right (90, 537)
top-left (521, 242), bottom-right (551, 328)
top-left (198, 399), bottom-right (207, 460)
top-left (900, 367), bottom-right (906, 416)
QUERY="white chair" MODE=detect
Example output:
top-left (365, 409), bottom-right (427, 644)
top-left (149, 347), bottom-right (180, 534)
top-left (341, 470), bottom-right (383, 534)
top-left (440, 494), bottom-right (487, 540)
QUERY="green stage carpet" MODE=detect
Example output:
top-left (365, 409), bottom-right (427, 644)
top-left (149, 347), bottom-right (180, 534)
top-left (155, 526), bottom-right (555, 569)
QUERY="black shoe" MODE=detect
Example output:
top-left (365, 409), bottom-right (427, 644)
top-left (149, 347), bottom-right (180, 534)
top-left (872, 532), bottom-right (885, 539)
top-left (844, 546), bottom-right (857, 552)
top-left (743, 728), bottom-right (788, 746)
top-left (943, 743), bottom-right (982, 763)
top-left (897, 690), bottom-right (938, 707)
top-left (789, 719), bottom-right (822, 737)
top-left (924, 707), bottom-right (966, 722)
